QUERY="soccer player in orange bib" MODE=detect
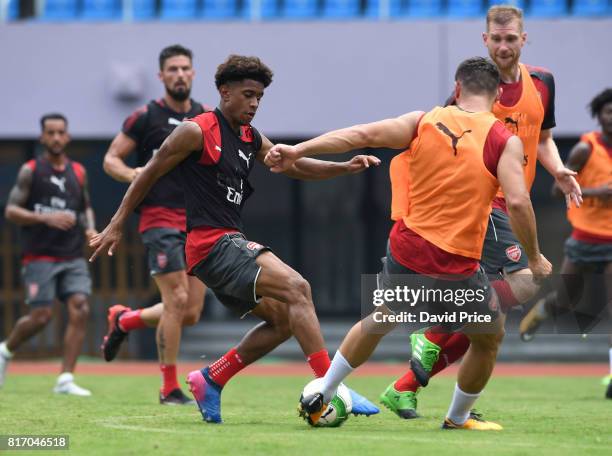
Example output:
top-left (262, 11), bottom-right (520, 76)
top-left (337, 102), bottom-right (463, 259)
top-left (268, 57), bottom-right (552, 430)
top-left (520, 88), bottom-right (612, 398)
top-left (379, 4), bottom-right (582, 419)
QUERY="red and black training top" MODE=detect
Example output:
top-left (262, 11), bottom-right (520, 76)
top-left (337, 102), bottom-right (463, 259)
top-left (180, 108), bottom-right (262, 233)
top-left (22, 157), bottom-right (86, 259)
top-left (122, 98), bottom-right (206, 231)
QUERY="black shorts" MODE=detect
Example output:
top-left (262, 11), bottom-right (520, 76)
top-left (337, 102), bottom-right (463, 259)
top-left (481, 208), bottom-right (529, 275)
top-left (564, 237), bottom-right (612, 271)
top-left (378, 244), bottom-right (498, 332)
top-left (22, 258), bottom-right (91, 307)
top-left (141, 227), bottom-right (187, 276)
top-left (191, 233), bottom-right (270, 317)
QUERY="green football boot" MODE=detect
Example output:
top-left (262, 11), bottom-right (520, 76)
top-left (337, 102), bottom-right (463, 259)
top-left (410, 331), bottom-right (442, 387)
top-left (379, 383), bottom-right (419, 419)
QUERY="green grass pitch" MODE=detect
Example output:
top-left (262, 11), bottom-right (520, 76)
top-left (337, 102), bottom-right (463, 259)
top-left (1, 374), bottom-right (610, 455)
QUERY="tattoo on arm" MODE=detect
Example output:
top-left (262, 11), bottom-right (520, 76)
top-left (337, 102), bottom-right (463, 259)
top-left (7, 165), bottom-right (33, 208)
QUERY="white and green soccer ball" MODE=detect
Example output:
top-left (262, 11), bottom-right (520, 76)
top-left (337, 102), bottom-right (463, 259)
top-left (301, 379), bottom-right (352, 427)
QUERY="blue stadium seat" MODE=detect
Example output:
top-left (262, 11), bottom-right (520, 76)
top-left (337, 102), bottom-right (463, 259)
top-left (572, 0), bottom-right (609, 16)
top-left (447, 0), bottom-right (482, 17)
top-left (365, 0), bottom-right (404, 18)
top-left (241, 0), bottom-right (279, 19)
top-left (8, 0), bottom-right (20, 20)
top-left (81, 0), bottom-right (121, 20)
top-left (529, 0), bottom-right (568, 17)
top-left (201, 0), bottom-right (238, 19)
top-left (322, 0), bottom-right (361, 19)
top-left (129, 0), bottom-right (157, 20)
top-left (160, 0), bottom-right (198, 20)
top-left (41, 0), bottom-right (79, 20)
top-left (282, 0), bottom-right (318, 19)
top-left (407, 0), bottom-right (442, 17)
top-left (488, 0), bottom-right (526, 9)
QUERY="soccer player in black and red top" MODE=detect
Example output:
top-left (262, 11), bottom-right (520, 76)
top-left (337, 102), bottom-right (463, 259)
top-left (90, 55), bottom-right (381, 423)
top-left (381, 4), bottom-right (581, 419)
top-left (101, 45), bottom-right (209, 405)
top-left (0, 114), bottom-right (96, 396)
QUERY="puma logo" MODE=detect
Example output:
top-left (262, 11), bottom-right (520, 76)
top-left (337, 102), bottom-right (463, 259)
top-left (504, 116), bottom-right (519, 134)
top-left (50, 175), bottom-right (66, 192)
top-left (435, 122), bottom-right (472, 156)
top-left (238, 149), bottom-right (252, 166)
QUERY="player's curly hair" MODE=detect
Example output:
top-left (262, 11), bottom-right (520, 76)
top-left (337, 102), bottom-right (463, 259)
top-left (215, 55), bottom-right (273, 89)
top-left (589, 88), bottom-right (612, 118)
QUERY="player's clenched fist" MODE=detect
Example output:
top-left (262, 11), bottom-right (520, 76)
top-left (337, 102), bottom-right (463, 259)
top-left (529, 254), bottom-right (552, 283)
top-left (265, 144), bottom-right (300, 173)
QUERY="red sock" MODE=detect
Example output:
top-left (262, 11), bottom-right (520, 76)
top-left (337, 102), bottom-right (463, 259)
top-left (491, 279), bottom-right (520, 313)
top-left (395, 332), bottom-right (470, 392)
top-left (423, 325), bottom-right (452, 346)
top-left (160, 364), bottom-right (180, 396)
top-left (118, 309), bottom-right (146, 332)
top-left (307, 349), bottom-right (331, 378)
top-left (207, 348), bottom-right (245, 387)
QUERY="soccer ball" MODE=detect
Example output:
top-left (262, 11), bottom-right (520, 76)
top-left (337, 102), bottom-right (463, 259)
top-left (300, 378), bottom-right (352, 427)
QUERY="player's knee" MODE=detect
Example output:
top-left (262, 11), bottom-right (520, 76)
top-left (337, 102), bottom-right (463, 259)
top-left (31, 307), bottom-right (53, 327)
top-left (469, 329), bottom-right (504, 354)
top-left (166, 285), bottom-right (189, 317)
top-left (284, 274), bottom-right (312, 304)
top-left (507, 270), bottom-right (540, 304)
top-left (69, 295), bottom-right (89, 318)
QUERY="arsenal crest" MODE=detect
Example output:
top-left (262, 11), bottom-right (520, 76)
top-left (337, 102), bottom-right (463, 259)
top-left (28, 283), bottom-right (39, 299)
top-left (246, 241), bottom-right (262, 251)
top-left (505, 245), bottom-right (522, 262)
top-left (157, 252), bottom-right (168, 269)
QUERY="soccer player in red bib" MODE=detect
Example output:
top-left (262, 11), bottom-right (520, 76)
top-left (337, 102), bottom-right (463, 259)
top-left (90, 55), bottom-right (380, 423)
top-left (0, 114), bottom-right (96, 396)
top-left (380, 5), bottom-right (582, 419)
top-left (267, 57), bottom-right (552, 430)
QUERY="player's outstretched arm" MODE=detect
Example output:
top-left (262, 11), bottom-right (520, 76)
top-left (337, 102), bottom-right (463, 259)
top-left (498, 136), bottom-right (552, 281)
top-left (89, 121), bottom-right (202, 261)
top-left (265, 111), bottom-right (423, 173)
top-left (5, 164), bottom-right (76, 230)
top-left (537, 128), bottom-right (582, 208)
top-left (257, 133), bottom-right (381, 180)
top-left (103, 132), bottom-right (142, 183)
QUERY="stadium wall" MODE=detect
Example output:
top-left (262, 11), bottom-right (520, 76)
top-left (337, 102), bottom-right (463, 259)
top-left (0, 18), bottom-right (610, 138)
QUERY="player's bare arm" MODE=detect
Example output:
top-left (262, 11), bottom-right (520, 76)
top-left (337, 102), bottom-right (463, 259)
top-left (257, 134), bottom-right (381, 180)
top-left (103, 132), bottom-right (142, 183)
top-left (537, 128), bottom-right (582, 207)
top-left (553, 140), bottom-right (611, 200)
top-left (497, 135), bottom-right (551, 280)
top-left (90, 121), bottom-right (202, 260)
top-left (5, 164), bottom-right (75, 230)
top-left (265, 111), bottom-right (423, 173)
top-left (80, 169), bottom-right (98, 241)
